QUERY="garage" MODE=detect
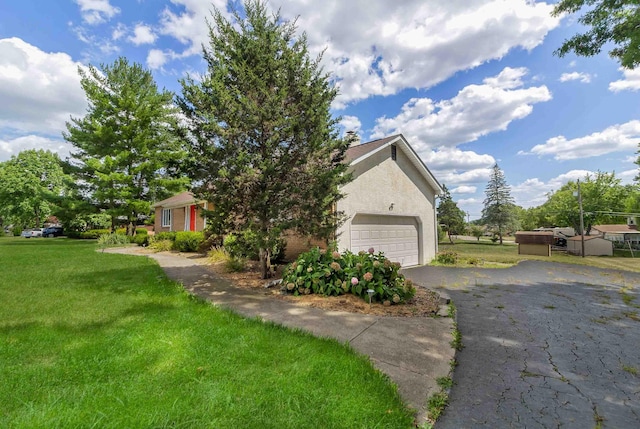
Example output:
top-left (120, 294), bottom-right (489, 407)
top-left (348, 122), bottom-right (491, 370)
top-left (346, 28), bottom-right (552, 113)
top-left (350, 214), bottom-right (420, 267)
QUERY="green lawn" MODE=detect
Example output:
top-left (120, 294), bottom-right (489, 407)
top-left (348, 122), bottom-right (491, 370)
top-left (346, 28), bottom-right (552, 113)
top-left (438, 240), bottom-right (640, 273)
top-left (0, 237), bottom-right (414, 428)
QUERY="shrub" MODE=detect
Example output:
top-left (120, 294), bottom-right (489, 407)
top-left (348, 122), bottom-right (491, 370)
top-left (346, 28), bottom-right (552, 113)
top-left (155, 231), bottom-right (177, 242)
top-left (173, 231), bottom-right (205, 252)
top-left (78, 229), bottom-right (111, 239)
top-left (282, 247), bottom-right (416, 305)
top-left (436, 251), bottom-right (458, 265)
top-left (197, 231), bottom-right (223, 254)
top-left (225, 256), bottom-right (246, 272)
top-left (13, 227), bottom-right (22, 237)
top-left (96, 233), bottom-right (130, 250)
top-left (150, 239), bottom-right (173, 252)
top-left (133, 234), bottom-right (150, 247)
top-left (223, 231), bottom-right (286, 263)
top-left (208, 246), bottom-right (231, 263)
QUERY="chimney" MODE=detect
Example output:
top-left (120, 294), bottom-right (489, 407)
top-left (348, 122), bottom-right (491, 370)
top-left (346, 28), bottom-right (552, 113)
top-left (346, 130), bottom-right (361, 147)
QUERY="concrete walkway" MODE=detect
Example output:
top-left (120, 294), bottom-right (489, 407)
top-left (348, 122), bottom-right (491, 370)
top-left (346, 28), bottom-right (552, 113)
top-left (105, 247), bottom-right (455, 425)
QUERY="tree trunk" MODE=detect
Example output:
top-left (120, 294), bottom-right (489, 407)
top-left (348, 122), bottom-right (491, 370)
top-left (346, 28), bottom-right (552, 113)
top-left (259, 247), bottom-right (272, 279)
top-left (448, 231), bottom-right (454, 244)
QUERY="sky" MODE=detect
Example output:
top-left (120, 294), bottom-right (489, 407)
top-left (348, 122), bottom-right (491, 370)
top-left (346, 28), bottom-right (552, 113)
top-left (1, 0), bottom-right (639, 219)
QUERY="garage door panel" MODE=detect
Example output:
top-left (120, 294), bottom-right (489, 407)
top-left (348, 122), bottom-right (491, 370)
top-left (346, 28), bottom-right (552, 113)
top-left (351, 215), bottom-right (419, 267)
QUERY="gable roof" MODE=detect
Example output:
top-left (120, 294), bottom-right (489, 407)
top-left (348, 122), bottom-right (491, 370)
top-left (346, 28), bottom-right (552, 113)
top-left (592, 224), bottom-right (639, 234)
top-left (345, 134), bottom-right (443, 195)
top-left (152, 191), bottom-right (199, 209)
top-left (568, 235), bottom-right (609, 242)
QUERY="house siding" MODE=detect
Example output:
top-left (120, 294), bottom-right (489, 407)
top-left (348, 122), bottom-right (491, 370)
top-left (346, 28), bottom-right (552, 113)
top-left (336, 145), bottom-right (438, 265)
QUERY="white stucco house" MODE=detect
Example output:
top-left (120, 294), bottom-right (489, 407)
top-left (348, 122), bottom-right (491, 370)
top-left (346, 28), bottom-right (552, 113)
top-left (153, 134), bottom-right (443, 267)
top-left (336, 134), bottom-right (443, 266)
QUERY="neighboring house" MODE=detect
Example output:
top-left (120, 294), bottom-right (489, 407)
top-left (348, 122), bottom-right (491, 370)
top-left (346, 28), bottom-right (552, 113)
top-left (336, 134), bottom-right (443, 266)
top-left (152, 191), bottom-right (209, 233)
top-left (156, 134), bottom-right (443, 266)
top-left (567, 236), bottom-right (613, 256)
top-left (591, 224), bottom-right (640, 249)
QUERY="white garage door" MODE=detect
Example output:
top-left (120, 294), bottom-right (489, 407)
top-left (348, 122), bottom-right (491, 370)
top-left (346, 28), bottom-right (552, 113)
top-left (350, 215), bottom-right (419, 267)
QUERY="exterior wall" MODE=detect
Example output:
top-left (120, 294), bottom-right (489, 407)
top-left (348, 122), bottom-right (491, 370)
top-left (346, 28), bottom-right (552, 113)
top-left (567, 238), bottom-right (613, 256)
top-left (518, 243), bottom-right (550, 256)
top-left (336, 146), bottom-right (438, 265)
top-left (283, 231), bottom-right (327, 261)
top-left (154, 203), bottom-right (207, 233)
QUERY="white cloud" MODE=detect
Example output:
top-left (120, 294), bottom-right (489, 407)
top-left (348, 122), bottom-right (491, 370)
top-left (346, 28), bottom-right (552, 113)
top-left (75, 0), bottom-right (120, 25)
top-left (559, 71), bottom-right (591, 83)
top-left (511, 170), bottom-right (593, 208)
top-left (129, 24), bottom-right (157, 46)
top-left (0, 38), bottom-right (88, 135)
top-left (437, 168), bottom-right (493, 186)
top-left (423, 147), bottom-right (495, 171)
top-left (112, 23), bottom-right (127, 40)
top-left (618, 169), bottom-right (638, 184)
top-left (0, 135), bottom-right (72, 162)
top-left (156, 1), bottom-right (559, 107)
top-left (609, 68), bottom-right (640, 92)
top-left (528, 120), bottom-right (640, 160)
top-left (340, 115), bottom-right (361, 133)
top-left (371, 67), bottom-right (551, 149)
top-left (451, 185), bottom-right (477, 194)
top-left (147, 49), bottom-right (169, 69)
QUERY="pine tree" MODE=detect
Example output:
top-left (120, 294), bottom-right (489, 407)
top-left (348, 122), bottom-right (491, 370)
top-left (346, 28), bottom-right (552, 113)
top-left (177, 0), bottom-right (350, 278)
top-left (64, 57), bottom-right (188, 233)
top-left (482, 164), bottom-right (516, 245)
top-left (437, 184), bottom-right (466, 244)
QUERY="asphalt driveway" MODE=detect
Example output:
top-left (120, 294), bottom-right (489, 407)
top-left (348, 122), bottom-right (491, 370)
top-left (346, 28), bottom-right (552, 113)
top-left (404, 261), bottom-right (640, 429)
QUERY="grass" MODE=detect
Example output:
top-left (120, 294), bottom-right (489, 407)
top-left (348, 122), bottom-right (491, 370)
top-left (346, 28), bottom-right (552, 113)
top-left (435, 241), bottom-right (640, 273)
top-left (0, 237), bottom-right (414, 428)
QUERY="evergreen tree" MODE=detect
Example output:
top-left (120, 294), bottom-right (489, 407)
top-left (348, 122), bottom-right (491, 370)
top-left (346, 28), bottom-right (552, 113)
top-left (64, 57), bottom-right (187, 234)
top-left (482, 164), bottom-right (516, 245)
top-left (177, 1), bottom-right (351, 278)
top-left (437, 184), bottom-right (466, 244)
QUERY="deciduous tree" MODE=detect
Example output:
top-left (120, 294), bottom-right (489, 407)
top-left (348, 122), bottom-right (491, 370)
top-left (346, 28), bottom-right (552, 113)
top-left (64, 57), bottom-right (187, 234)
top-left (177, 1), bottom-right (350, 278)
top-left (0, 150), bottom-right (70, 228)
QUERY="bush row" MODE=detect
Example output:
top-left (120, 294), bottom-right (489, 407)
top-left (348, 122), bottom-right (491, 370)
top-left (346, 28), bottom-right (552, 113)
top-left (282, 247), bottom-right (416, 305)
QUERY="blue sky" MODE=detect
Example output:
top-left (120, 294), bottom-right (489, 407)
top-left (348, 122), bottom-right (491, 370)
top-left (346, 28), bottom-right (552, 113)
top-left (1, 0), bottom-right (639, 219)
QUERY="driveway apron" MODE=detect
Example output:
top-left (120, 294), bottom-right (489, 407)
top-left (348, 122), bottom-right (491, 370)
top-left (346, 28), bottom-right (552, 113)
top-left (404, 261), bottom-right (640, 429)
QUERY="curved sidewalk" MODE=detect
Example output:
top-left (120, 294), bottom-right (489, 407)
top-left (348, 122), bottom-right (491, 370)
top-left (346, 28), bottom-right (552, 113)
top-left (106, 248), bottom-right (455, 424)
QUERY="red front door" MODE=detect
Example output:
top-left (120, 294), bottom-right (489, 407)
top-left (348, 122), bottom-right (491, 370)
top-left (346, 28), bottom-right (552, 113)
top-left (189, 205), bottom-right (197, 231)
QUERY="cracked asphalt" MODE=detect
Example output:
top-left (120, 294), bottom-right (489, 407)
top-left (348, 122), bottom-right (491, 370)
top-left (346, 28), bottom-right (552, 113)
top-left (404, 261), bottom-right (640, 429)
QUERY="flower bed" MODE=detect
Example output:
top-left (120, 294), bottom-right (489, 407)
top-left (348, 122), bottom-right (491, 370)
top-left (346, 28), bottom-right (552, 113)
top-left (282, 247), bottom-right (416, 305)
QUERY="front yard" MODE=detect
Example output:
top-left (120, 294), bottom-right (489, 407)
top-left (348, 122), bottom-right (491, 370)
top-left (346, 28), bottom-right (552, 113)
top-left (0, 237), bottom-right (414, 428)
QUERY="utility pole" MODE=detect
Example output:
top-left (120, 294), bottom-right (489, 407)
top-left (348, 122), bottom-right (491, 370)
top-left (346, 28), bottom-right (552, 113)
top-left (577, 179), bottom-right (585, 258)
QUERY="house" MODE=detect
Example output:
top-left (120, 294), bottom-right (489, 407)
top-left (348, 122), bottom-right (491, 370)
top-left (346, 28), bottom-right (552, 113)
top-left (591, 224), bottom-right (640, 249)
top-left (567, 236), bottom-right (613, 256)
top-left (335, 134), bottom-right (443, 266)
top-left (155, 134), bottom-right (443, 266)
top-left (152, 191), bottom-right (209, 233)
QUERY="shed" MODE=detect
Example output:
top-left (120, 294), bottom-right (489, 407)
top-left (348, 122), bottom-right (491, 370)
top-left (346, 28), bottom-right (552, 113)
top-left (515, 231), bottom-right (554, 256)
top-left (567, 236), bottom-right (613, 256)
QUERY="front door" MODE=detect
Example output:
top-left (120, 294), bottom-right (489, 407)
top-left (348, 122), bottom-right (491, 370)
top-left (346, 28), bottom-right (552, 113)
top-left (189, 205), bottom-right (197, 231)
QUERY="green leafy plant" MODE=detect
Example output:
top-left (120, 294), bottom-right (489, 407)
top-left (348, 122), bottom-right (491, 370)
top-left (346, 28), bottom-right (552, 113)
top-left (436, 251), bottom-right (458, 265)
top-left (225, 256), bottom-right (246, 272)
top-left (96, 233), bottom-right (130, 251)
top-left (173, 231), bottom-right (205, 252)
top-left (426, 392), bottom-right (448, 421)
top-left (149, 239), bottom-right (173, 252)
top-left (154, 231), bottom-right (177, 242)
top-left (282, 247), bottom-right (416, 304)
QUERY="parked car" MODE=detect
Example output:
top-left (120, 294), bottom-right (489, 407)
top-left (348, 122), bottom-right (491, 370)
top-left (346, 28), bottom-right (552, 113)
top-left (30, 228), bottom-right (44, 237)
top-left (43, 226), bottom-right (64, 237)
top-left (21, 229), bottom-right (32, 238)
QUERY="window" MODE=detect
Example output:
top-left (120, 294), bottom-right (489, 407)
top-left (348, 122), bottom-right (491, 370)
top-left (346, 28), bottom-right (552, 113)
top-left (161, 208), bottom-right (172, 227)
top-left (391, 145), bottom-right (397, 161)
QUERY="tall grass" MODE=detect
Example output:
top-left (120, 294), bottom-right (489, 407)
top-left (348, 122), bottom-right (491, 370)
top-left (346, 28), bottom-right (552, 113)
top-left (0, 237), bottom-right (413, 428)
